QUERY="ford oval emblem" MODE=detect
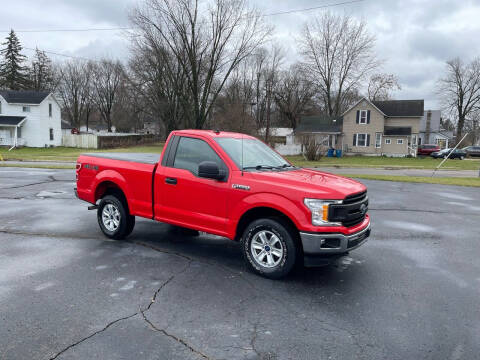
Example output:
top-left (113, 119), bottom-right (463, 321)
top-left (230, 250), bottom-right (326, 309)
top-left (360, 203), bottom-right (367, 214)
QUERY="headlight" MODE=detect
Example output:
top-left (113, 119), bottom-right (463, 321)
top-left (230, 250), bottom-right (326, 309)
top-left (304, 199), bottom-right (342, 226)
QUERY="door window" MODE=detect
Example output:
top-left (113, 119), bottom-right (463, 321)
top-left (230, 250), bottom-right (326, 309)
top-left (173, 137), bottom-right (225, 176)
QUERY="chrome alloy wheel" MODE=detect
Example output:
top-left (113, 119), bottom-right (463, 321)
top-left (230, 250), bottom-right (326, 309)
top-left (250, 230), bottom-right (284, 268)
top-left (102, 203), bottom-right (121, 232)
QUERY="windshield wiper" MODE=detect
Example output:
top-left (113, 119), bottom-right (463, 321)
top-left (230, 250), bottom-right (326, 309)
top-left (242, 165), bottom-right (276, 171)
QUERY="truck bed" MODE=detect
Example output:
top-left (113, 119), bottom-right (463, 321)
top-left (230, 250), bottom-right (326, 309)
top-left (82, 153), bottom-right (160, 165)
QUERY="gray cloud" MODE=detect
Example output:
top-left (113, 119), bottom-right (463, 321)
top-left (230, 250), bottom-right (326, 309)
top-left (2, 0), bottom-right (480, 109)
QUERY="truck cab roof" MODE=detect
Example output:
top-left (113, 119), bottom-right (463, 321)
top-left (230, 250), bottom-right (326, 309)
top-left (172, 129), bottom-right (257, 140)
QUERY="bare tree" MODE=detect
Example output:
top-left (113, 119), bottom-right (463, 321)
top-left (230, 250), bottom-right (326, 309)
top-left (367, 73), bottom-right (401, 101)
top-left (130, 0), bottom-right (271, 129)
top-left (275, 64), bottom-right (315, 129)
top-left (300, 12), bottom-right (379, 116)
top-left (92, 59), bottom-right (125, 132)
top-left (30, 48), bottom-right (57, 91)
top-left (128, 38), bottom-right (191, 135)
top-left (262, 45), bottom-right (283, 142)
top-left (438, 57), bottom-right (480, 143)
top-left (57, 60), bottom-right (93, 129)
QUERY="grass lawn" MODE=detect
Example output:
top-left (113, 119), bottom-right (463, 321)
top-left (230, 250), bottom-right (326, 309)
top-left (285, 155), bottom-right (480, 171)
top-left (0, 143), bottom-right (165, 162)
top-left (2, 144), bottom-right (479, 171)
top-left (342, 174), bottom-right (480, 187)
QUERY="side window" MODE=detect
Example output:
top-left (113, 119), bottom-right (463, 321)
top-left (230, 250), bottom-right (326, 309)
top-left (173, 137), bottom-right (224, 176)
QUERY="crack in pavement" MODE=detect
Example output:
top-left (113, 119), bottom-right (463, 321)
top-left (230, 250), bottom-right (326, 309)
top-left (48, 259), bottom-right (212, 360)
top-left (48, 313), bottom-right (138, 360)
top-left (139, 260), bottom-right (212, 360)
top-left (0, 175), bottom-right (72, 190)
top-left (2, 230), bottom-right (365, 357)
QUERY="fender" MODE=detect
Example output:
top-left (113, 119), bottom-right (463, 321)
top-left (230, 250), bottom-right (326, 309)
top-left (92, 169), bottom-right (132, 206)
top-left (226, 192), bottom-right (310, 239)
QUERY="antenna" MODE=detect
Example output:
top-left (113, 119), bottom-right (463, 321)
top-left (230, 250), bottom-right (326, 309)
top-left (241, 133), bottom-right (244, 176)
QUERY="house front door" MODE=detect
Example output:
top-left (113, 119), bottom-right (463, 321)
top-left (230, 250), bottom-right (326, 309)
top-left (0, 129), bottom-right (11, 145)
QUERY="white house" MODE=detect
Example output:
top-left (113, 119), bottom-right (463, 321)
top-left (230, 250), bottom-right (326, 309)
top-left (418, 110), bottom-right (453, 149)
top-left (0, 90), bottom-right (62, 148)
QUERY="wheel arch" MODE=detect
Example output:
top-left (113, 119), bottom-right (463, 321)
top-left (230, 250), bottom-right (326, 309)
top-left (94, 180), bottom-right (130, 213)
top-left (234, 206), bottom-right (302, 252)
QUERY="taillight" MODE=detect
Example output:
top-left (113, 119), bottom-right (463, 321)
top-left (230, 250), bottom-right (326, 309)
top-left (76, 163), bottom-right (82, 171)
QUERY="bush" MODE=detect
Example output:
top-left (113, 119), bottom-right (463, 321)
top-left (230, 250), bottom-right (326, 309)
top-left (301, 135), bottom-right (327, 161)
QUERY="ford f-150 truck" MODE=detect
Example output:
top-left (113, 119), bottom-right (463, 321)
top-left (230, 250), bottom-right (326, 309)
top-left (76, 130), bottom-right (370, 278)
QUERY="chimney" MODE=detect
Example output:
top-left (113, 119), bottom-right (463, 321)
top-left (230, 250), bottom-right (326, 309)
top-left (425, 110), bottom-right (432, 144)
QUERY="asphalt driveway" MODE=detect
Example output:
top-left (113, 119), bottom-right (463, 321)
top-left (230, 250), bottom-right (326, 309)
top-left (0, 167), bottom-right (479, 360)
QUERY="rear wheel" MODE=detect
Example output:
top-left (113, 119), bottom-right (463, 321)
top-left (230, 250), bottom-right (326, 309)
top-left (460, 155), bottom-right (465, 160)
top-left (97, 195), bottom-right (134, 240)
top-left (241, 218), bottom-right (297, 279)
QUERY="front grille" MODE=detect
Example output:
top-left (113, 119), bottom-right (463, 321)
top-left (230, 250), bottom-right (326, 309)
top-left (329, 191), bottom-right (368, 228)
top-left (343, 191), bottom-right (367, 205)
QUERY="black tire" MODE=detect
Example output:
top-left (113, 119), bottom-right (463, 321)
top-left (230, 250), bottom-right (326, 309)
top-left (241, 218), bottom-right (298, 279)
top-left (460, 156), bottom-right (465, 160)
top-left (97, 195), bottom-right (133, 240)
top-left (126, 215), bottom-right (136, 236)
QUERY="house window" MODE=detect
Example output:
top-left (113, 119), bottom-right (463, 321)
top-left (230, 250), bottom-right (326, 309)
top-left (354, 133), bottom-right (369, 147)
top-left (397, 139), bottom-right (404, 145)
top-left (49, 128), bottom-right (54, 141)
top-left (385, 138), bottom-right (391, 145)
top-left (49, 103), bottom-right (52, 117)
top-left (17, 127), bottom-right (21, 138)
top-left (375, 133), bottom-right (382, 148)
top-left (23, 106), bottom-right (30, 112)
top-left (359, 110), bottom-right (368, 124)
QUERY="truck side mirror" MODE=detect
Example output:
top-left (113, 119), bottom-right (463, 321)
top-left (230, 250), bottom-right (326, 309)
top-left (198, 161), bottom-right (225, 181)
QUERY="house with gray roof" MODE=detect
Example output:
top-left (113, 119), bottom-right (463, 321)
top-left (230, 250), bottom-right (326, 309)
top-left (0, 90), bottom-right (61, 148)
top-left (294, 97), bottom-right (424, 156)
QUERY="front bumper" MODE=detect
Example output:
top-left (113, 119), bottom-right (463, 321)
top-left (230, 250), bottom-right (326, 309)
top-left (300, 223), bottom-right (371, 256)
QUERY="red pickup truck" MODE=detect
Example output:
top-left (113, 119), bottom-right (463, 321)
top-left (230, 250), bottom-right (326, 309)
top-left (76, 130), bottom-right (370, 278)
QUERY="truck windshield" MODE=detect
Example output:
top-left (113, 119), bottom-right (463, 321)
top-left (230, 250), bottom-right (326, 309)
top-left (215, 137), bottom-right (292, 171)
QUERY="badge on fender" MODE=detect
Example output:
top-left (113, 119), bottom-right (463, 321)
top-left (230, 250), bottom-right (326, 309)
top-left (232, 184), bottom-right (250, 191)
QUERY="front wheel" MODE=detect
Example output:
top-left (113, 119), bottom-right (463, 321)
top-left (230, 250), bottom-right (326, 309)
top-left (460, 156), bottom-right (465, 160)
top-left (241, 218), bottom-right (298, 279)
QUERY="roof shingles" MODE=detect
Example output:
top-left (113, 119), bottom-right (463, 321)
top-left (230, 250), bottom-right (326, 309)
top-left (0, 90), bottom-right (50, 104)
top-left (0, 116), bottom-right (26, 126)
top-left (372, 100), bottom-right (424, 117)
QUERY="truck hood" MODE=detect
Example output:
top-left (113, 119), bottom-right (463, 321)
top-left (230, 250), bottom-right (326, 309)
top-left (250, 168), bottom-right (366, 199)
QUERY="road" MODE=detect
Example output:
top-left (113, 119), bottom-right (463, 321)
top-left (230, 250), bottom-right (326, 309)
top-left (0, 167), bottom-right (479, 360)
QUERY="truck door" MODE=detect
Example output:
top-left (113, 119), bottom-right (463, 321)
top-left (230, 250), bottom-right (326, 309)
top-left (154, 136), bottom-right (230, 235)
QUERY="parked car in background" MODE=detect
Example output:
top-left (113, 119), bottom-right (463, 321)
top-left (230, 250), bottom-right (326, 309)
top-left (430, 148), bottom-right (467, 160)
top-left (417, 144), bottom-right (440, 156)
top-left (462, 146), bottom-right (480, 157)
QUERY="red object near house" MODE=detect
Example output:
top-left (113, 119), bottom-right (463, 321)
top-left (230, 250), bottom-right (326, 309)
top-left (75, 130), bottom-right (370, 278)
top-left (417, 144), bottom-right (440, 155)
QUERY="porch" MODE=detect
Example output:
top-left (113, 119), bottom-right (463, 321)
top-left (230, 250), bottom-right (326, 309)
top-left (0, 116), bottom-right (26, 149)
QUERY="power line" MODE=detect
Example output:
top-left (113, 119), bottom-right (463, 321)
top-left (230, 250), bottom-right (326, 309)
top-left (23, 47), bottom-right (95, 62)
top-left (0, 0), bottom-right (365, 34)
top-left (261, 0), bottom-right (364, 17)
top-left (0, 27), bottom-right (131, 33)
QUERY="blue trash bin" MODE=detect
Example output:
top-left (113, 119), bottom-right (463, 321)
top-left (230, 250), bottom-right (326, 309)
top-left (327, 148), bottom-right (334, 157)
top-left (336, 149), bottom-right (342, 158)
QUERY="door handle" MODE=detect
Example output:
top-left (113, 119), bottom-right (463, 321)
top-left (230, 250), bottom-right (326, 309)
top-left (165, 177), bottom-right (177, 185)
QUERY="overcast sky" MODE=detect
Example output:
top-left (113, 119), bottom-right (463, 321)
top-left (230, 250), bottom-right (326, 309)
top-left (1, 0), bottom-right (480, 109)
